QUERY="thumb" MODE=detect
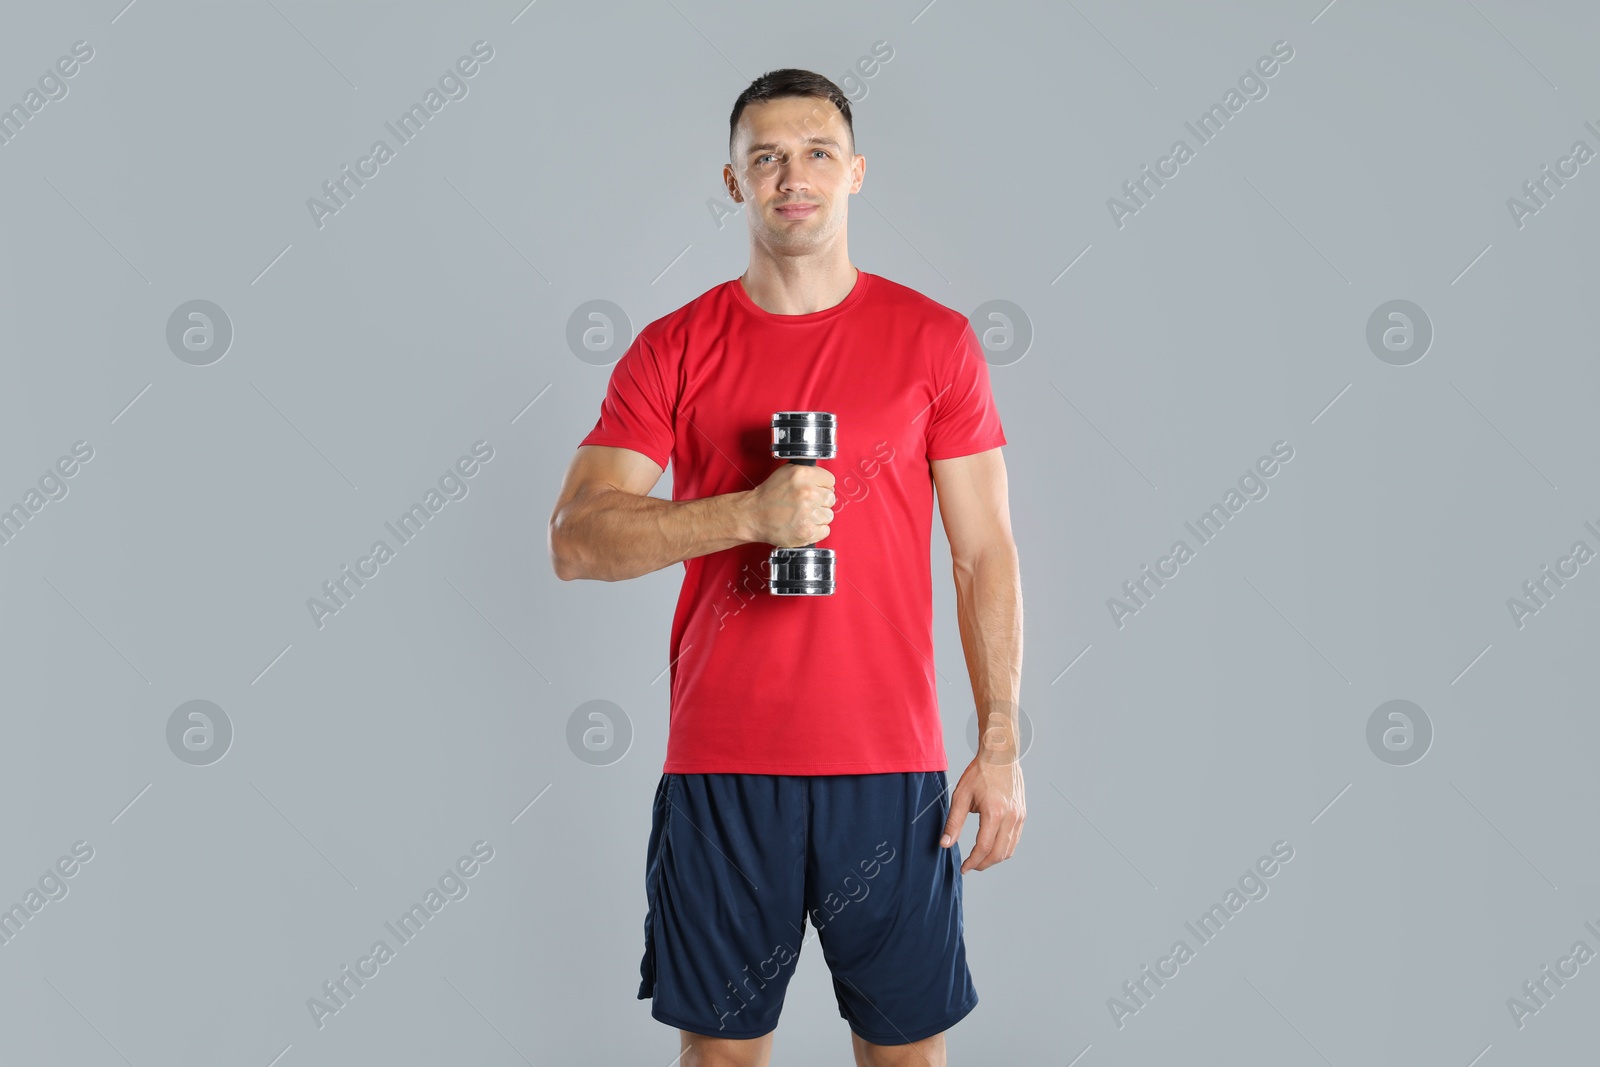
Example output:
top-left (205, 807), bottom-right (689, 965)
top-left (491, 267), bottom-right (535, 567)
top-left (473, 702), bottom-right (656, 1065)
top-left (940, 790), bottom-right (969, 848)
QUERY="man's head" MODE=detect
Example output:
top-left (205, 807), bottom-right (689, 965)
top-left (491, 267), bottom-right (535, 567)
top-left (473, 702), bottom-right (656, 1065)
top-left (725, 69), bottom-right (864, 258)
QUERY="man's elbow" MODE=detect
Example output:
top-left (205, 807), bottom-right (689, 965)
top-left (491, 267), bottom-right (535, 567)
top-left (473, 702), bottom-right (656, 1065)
top-left (952, 539), bottom-right (1019, 576)
top-left (551, 485), bottom-right (632, 582)
top-left (549, 509), bottom-right (588, 582)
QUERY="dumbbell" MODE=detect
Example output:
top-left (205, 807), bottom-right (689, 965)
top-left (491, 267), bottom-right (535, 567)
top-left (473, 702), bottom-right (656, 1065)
top-left (768, 411), bottom-right (837, 596)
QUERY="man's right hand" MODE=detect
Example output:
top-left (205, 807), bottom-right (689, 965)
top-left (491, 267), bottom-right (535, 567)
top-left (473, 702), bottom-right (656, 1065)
top-left (743, 463), bottom-right (836, 547)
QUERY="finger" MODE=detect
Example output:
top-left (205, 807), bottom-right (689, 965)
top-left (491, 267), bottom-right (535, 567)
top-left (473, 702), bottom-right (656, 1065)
top-left (997, 810), bottom-right (1023, 863)
top-left (962, 809), bottom-right (1000, 874)
top-left (940, 789), bottom-right (970, 848)
top-left (1001, 809), bottom-right (1025, 861)
top-left (978, 809), bottom-right (1020, 871)
top-left (972, 814), bottom-right (1008, 872)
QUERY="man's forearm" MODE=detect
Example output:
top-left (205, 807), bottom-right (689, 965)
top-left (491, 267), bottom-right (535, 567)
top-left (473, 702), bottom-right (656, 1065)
top-left (552, 486), bottom-right (753, 582)
top-left (953, 548), bottom-right (1024, 758)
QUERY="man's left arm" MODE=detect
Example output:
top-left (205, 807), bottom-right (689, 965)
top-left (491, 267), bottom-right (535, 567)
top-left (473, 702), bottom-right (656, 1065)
top-left (930, 447), bottom-right (1025, 874)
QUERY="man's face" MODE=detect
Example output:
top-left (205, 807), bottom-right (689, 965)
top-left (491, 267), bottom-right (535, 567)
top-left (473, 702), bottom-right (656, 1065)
top-left (725, 96), bottom-right (864, 257)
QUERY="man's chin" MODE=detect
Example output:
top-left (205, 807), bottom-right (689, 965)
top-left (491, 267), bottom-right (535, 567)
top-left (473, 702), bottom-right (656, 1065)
top-left (764, 222), bottom-right (827, 246)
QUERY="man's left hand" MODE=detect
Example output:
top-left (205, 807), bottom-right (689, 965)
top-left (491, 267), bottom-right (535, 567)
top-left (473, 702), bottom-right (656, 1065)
top-left (940, 749), bottom-right (1026, 874)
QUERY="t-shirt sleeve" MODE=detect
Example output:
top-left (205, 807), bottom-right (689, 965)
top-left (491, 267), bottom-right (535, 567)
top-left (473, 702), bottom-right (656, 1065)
top-left (576, 331), bottom-right (674, 470)
top-left (925, 322), bottom-right (1007, 461)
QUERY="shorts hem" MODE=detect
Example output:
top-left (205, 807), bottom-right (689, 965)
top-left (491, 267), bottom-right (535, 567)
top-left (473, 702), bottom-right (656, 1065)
top-left (648, 1003), bottom-right (777, 1042)
top-left (847, 992), bottom-right (978, 1046)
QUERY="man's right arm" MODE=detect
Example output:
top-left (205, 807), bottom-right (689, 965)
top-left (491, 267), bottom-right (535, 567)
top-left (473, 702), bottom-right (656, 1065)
top-left (548, 444), bottom-right (835, 582)
top-left (549, 446), bottom-right (751, 582)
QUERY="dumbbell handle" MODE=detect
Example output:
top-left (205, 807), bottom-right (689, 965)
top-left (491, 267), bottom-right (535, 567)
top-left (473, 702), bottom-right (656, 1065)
top-left (788, 457), bottom-right (818, 548)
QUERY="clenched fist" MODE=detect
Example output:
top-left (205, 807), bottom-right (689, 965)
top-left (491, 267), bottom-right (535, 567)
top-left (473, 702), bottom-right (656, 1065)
top-left (743, 463), bottom-right (836, 548)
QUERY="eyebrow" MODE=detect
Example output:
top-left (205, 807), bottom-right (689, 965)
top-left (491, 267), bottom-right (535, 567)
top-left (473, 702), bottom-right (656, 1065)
top-left (746, 137), bottom-right (842, 156)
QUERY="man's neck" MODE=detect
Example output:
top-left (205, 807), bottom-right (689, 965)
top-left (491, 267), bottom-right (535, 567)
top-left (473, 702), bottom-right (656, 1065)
top-left (738, 257), bottom-right (859, 316)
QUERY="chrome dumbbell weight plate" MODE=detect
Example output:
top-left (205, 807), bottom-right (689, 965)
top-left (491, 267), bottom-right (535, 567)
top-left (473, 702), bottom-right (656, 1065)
top-left (769, 411), bottom-right (836, 596)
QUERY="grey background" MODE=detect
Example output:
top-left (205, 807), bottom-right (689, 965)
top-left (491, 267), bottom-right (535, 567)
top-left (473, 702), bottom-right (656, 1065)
top-left (2, 0), bottom-right (1597, 1064)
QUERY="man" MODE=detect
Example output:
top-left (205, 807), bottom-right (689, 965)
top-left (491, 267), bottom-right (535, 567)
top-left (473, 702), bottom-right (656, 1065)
top-left (549, 68), bottom-right (1024, 1067)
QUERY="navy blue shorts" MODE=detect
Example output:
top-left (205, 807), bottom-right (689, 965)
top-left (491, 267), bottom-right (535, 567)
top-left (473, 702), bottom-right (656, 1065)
top-left (637, 770), bottom-right (978, 1044)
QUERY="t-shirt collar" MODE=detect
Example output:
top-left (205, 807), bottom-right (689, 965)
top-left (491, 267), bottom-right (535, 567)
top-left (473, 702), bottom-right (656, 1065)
top-left (729, 268), bottom-right (871, 324)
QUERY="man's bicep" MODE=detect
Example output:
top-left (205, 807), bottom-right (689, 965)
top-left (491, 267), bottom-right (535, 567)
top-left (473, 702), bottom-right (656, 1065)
top-left (553, 445), bottom-right (666, 517)
top-left (930, 447), bottom-right (1015, 565)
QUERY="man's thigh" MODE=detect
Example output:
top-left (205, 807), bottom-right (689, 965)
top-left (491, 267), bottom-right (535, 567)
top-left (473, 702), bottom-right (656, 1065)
top-left (805, 771), bottom-right (979, 1046)
top-left (638, 773), bottom-right (809, 1040)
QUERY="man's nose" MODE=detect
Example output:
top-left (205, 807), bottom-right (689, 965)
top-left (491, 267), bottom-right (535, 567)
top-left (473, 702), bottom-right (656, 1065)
top-left (777, 160), bottom-right (809, 192)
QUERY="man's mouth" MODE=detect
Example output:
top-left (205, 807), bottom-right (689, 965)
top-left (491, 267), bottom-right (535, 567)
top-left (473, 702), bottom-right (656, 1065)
top-left (776, 203), bottom-right (818, 218)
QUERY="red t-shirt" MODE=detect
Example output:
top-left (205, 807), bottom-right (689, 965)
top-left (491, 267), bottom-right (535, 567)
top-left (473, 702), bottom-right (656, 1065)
top-left (577, 269), bottom-right (1006, 774)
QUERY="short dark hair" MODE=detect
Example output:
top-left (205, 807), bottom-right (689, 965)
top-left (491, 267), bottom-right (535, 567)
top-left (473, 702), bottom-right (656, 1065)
top-left (728, 68), bottom-right (855, 162)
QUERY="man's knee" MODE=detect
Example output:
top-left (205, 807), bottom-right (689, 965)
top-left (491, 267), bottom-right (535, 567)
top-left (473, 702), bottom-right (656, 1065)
top-left (852, 1029), bottom-right (946, 1067)
top-left (680, 1027), bottom-right (774, 1067)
